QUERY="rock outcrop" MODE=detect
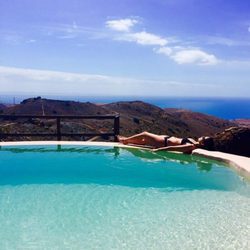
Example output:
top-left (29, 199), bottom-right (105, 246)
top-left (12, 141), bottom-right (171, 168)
top-left (212, 127), bottom-right (250, 157)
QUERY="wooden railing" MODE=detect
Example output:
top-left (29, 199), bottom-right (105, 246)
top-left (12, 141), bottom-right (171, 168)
top-left (0, 114), bottom-right (120, 141)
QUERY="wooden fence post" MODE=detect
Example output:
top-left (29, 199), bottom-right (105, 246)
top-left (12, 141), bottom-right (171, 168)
top-left (56, 117), bottom-right (61, 141)
top-left (114, 115), bottom-right (120, 142)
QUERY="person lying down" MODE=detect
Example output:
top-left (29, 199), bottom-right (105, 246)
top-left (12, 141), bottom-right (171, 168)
top-left (118, 131), bottom-right (214, 154)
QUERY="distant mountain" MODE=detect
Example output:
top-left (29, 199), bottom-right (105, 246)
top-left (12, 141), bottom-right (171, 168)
top-left (1, 97), bottom-right (235, 138)
top-left (4, 97), bottom-right (108, 115)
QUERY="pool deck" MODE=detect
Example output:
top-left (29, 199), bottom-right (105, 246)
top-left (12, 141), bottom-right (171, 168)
top-left (0, 141), bottom-right (249, 178)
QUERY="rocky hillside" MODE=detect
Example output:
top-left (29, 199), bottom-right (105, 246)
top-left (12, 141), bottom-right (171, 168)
top-left (164, 108), bottom-right (232, 137)
top-left (233, 119), bottom-right (250, 128)
top-left (102, 101), bottom-right (235, 137)
top-left (213, 127), bottom-right (250, 157)
top-left (0, 97), bottom-right (235, 139)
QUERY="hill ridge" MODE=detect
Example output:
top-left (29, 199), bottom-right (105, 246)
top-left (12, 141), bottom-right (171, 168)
top-left (0, 97), bottom-right (235, 138)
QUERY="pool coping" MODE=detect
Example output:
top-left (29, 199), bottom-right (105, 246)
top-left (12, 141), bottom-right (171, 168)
top-left (192, 149), bottom-right (250, 179)
top-left (0, 141), bottom-right (249, 178)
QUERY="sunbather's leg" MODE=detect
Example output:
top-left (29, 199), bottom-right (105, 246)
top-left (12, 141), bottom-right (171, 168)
top-left (117, 135), bottom-right (128, 144)
top-left (118, 133), bottom-right (145, 145)
top-left (118, 132), bottom-right (164, 147)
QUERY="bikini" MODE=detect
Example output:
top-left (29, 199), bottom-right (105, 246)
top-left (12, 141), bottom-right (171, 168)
top-left (164, 136), bottom-right (171, 147)
top-left (181, 138), bottom-right (195, 145)
top-left (164, 136), bottom-right (194, 147)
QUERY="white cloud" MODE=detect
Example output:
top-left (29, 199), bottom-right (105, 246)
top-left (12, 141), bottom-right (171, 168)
top-left (106, 18), bottom-right (168, 46)
top-left (0, 66), bottom-right (109, 83)
top-left (106, 18), bottom-right (219, 65)
top-left (2, 65), bottom-right (249, 97)
top-left (106, 18), bottom-right (138, 32)
top-left (154, 46), bottom-right (218, 65)
top-left (154, 46), bottom-right (173, 56)
top-left (248, 26), bottom-right (250, 32)
top-left (0, 66), bottom-right (219, 97)
top-left (171, 49), bottom-right (218, 65)
top-left (123, 31), bottom-right (168, 46)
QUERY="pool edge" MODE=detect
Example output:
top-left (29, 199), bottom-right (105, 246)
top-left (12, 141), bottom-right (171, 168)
top-left (192, 149), bottom-right (250, 180)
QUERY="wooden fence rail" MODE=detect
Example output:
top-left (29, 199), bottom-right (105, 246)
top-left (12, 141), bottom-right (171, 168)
top-left (0, 114), bottom-right (120, 141)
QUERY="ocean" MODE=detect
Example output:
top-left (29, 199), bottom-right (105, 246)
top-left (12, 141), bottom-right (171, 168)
top-left (1, 95), bottom-right (250, 120)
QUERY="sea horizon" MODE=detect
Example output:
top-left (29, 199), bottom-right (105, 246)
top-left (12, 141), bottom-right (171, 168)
top-left (1, 94), bottom-right (250, 120)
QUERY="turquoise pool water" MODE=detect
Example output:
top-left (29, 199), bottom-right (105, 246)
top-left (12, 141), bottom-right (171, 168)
top-left (0, 145), bottom-right (249, 249)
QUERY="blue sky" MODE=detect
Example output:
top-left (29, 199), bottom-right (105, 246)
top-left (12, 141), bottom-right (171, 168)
top-left (0, 0), bottom-right (250, 97)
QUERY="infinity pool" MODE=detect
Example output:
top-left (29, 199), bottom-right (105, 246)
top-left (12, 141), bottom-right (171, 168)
top-left (0, 145), bottom-right (249, 249)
